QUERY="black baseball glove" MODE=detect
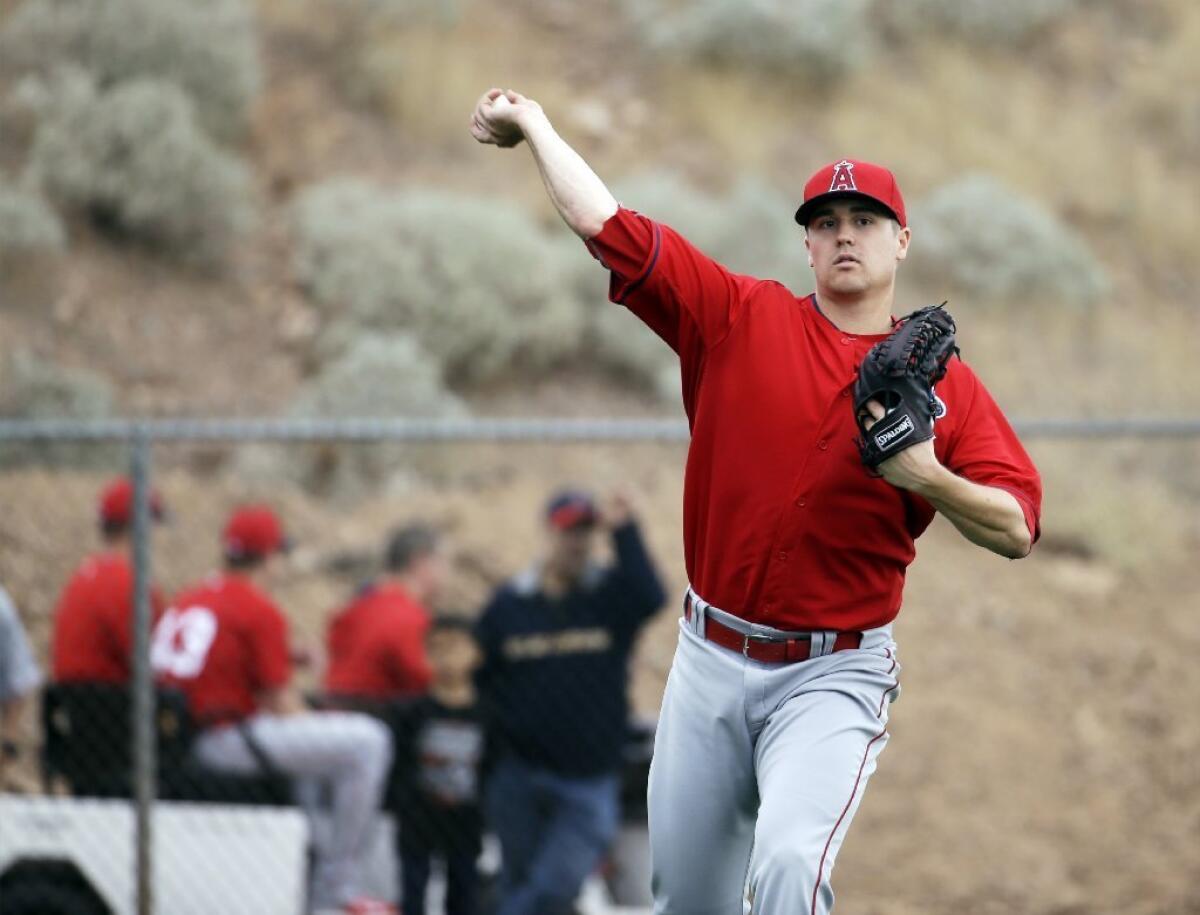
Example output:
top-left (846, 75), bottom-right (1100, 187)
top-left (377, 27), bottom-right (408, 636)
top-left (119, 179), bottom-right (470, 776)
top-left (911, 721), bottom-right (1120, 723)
top-left (853, 303), bottom-right (959, 470)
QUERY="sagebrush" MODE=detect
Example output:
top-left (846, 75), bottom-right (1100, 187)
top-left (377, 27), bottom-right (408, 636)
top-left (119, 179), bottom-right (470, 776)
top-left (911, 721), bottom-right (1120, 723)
top-left (0, 0), bottom-right (260, 141)
top-left (291, 333), bottom-right (466, 419)
top-left (907, 173), bottom-right (1108, 307)
top-left (0, 351), bottom-right (118, 468)
top-left (0, 179), bottom-right (65, 257)
top-left (292, 180), bottom-right (584, 385)
top-left (628, 0), bottom-right (873, 77)
top-left (888, 0), bottom-right (1079, 44)
top-left (239, 334), bottom-right (466, 498)
top-left (26, 72), bottom-right (253, 266)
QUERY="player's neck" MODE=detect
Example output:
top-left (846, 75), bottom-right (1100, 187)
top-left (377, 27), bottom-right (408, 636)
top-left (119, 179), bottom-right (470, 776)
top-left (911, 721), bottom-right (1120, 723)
top-left (815, 284), bottom-right (896, 335)
top-left (382, 572), bottom-right (423, 604)
top-left (226, 565), bottom-right (271, 590)
top-left (99, 536), bottom-right (130, 557)
top-left (430, 679), bottom-right (475, 708)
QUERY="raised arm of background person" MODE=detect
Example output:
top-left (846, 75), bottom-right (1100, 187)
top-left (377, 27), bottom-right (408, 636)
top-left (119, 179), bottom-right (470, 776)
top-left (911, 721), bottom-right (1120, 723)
top-left (602, 498), bottom-right (667, 625)
top-left (470, 88), bottom-right (617, 238)
top-left (609, 521), bottom-right (668, 625)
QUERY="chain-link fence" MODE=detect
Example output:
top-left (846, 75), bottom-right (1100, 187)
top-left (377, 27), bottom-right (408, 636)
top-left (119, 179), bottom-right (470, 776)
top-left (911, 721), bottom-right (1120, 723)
top-left (1, 417), bottom-right (1199, 915)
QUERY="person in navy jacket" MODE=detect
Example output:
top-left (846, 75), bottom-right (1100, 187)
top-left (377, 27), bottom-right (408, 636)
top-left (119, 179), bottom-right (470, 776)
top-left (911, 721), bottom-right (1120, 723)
top-left (476, 489), bottom-right (666, 915)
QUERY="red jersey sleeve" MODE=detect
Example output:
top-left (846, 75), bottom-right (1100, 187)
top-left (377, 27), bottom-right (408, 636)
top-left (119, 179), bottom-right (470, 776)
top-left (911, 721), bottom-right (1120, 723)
top-left (249, 597), bottom-right (292, 692)
top-left (108, 583), bottom-right (167, 680)
top-left (942, 369), bottom-right (1043, 544)
top-left (381, 615), bottom-right (433, 694)
top-left (584, 207), bottom-right (760, 353)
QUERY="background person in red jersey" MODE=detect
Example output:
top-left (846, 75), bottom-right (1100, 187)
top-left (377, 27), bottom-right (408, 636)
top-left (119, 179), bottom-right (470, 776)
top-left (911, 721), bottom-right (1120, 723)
top-left (51, 478), bottom-right (166, 684)
top-left (153, 505), bottom-right (394, 915)
top-left (324, 523), bottom-right (446, 703)
top-left (471, 89), bottom-right (1041, 915)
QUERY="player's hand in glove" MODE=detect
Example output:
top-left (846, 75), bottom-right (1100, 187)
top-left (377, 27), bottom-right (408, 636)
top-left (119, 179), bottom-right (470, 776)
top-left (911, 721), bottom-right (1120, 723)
top-left (854, 304), bottom-right (959, 489)
top-left (469, 88), bottom-right (543, 148)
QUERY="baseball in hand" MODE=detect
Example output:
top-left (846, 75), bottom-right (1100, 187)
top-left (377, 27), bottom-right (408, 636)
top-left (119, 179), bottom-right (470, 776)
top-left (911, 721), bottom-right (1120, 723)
top-left (489, 94), bottom-right (525, 147)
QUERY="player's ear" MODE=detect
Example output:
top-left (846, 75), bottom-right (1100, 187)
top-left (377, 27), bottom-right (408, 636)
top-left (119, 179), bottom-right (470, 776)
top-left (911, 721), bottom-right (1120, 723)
top-left (895, 224), bottom-right (911, 262)
top-left (804, 232), bottom-right (814, 268)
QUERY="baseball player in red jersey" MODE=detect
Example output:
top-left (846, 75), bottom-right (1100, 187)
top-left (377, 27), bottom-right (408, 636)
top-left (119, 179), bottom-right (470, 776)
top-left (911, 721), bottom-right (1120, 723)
top-left (152, 506), bottom-right (395, 914)
top-left (52, 478), bottom-right (167, 684)
top-left (471, 90), bottom-right (1042, 914)
top-left (324, 523), bottom-right (446, 702)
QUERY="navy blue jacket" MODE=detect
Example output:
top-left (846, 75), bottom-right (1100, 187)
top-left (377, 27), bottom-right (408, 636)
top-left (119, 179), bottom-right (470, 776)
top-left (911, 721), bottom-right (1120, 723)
top-left (475, 522), bottom-right (666, 776)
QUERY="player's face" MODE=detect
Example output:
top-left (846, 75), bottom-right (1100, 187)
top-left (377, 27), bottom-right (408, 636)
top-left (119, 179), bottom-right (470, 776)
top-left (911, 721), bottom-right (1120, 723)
top-left (414, 545), bottom-right (449, 601)
top-left (258, 552), bottom-right (284, 586)
top-left (804, 200), bottom-right (910, 297)
top-left (546, 524), bottom-right (597, 582)
top-left (427, 629), bottom-right (480, 682)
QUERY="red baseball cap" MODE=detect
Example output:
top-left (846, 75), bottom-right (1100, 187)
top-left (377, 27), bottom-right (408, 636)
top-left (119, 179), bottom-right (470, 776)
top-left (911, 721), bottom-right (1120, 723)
top-left (99, 478), bottom-right (165, 528)
top-left (794, 159), bottom-right (907, 228)
top-left (222, 505), bottom-right (291, 560)
top-left (545, 489), bottom-right (599, 531)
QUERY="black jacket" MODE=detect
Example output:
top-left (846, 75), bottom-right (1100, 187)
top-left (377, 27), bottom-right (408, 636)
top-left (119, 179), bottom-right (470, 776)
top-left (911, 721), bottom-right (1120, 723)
top-left (475, 522), bottom-right (666, 776)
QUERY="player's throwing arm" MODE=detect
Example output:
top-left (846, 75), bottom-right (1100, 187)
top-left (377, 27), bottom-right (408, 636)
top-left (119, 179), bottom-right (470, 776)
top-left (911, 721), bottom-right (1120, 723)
top-left (469, 89), bottom-right (617, 237)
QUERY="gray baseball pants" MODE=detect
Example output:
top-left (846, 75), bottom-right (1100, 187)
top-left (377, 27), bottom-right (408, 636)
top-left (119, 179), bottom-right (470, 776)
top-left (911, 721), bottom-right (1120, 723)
top-left (194, 711), bottom-right (393, 909)
top-left (648, 594), bottom-right (900, 915)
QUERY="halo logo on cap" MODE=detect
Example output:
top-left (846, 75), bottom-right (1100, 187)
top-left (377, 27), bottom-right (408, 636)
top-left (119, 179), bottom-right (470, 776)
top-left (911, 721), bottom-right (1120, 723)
top-left (829, 160), bottom-right (857, 192)
top-left (794, 159), bottom-right (907, 228)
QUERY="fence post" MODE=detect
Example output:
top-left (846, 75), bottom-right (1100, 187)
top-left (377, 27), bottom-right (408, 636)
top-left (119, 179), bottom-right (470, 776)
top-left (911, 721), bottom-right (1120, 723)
top-left (130, 427), bottom-right (156, 915)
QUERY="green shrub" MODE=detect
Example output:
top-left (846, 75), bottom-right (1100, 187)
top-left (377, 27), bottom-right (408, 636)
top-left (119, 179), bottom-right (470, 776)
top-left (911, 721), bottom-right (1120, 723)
top-left (889, 0), bottom-right (1078, 44)
top-left (291, 333), bottom-right (466, 419)
top-left (292, 180), bottom-right (584, 385)
top-left (26, 72), bottom-right (253, 266)
top-left (628, 0), bottom-right (873, 77)
top-left (0, 0), bottom-right (260, 141)
top-left (0, 179), bottom-right (64, 256)
top-left (239, 333), bottom-right (466, 498)
top-left (0, 350), bottom-right (118, 468)
top-left (363, 0), bottom-right (465, 27)
top-left (907, 173), bottom-right (1108, 307)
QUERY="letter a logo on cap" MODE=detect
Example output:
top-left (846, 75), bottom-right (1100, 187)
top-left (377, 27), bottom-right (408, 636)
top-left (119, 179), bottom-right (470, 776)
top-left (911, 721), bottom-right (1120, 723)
top-left (829, 160), bottom-right (857, 192)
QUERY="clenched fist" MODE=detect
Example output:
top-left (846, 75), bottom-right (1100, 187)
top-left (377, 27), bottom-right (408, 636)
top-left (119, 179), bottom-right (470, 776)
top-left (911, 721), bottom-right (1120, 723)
top-left (469, 88), bottom-right (543, 148)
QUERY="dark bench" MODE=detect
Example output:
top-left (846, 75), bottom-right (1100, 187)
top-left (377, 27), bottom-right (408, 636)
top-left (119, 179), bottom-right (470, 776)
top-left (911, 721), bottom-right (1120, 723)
top-left (41, 682), bottom-right (292, 806)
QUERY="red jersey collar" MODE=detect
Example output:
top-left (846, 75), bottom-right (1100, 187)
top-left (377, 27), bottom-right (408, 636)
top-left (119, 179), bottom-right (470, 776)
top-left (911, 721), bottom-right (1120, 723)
top-left (808, 294), bottom-right (896, 342)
